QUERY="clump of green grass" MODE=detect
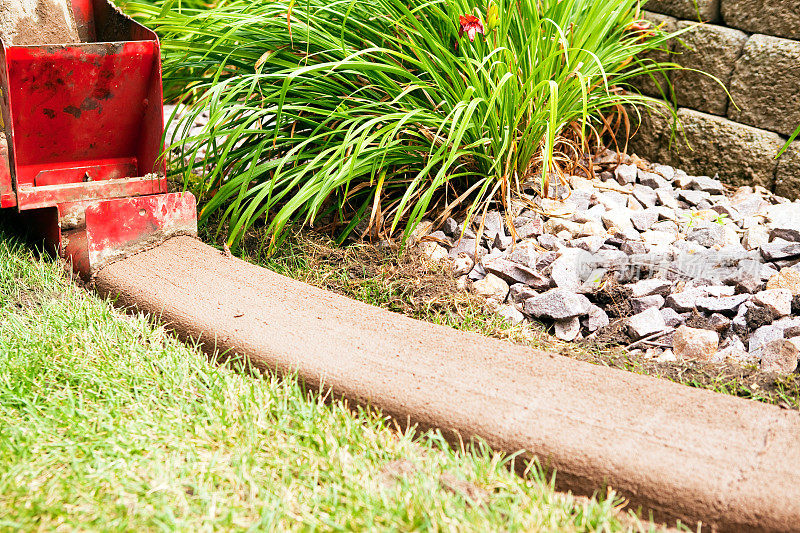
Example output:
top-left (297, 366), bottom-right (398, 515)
top-left (0, 228), bottom-right (659, 531)
top-left (124, 0), bottom-right (683, 249)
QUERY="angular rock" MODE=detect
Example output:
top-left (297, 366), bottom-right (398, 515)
top-left (419, 241), bottom-right (449, 262)
top-left (615, 163), bottom-right (638, 185)
top-left (723, 269), bottom-right (763, 294)
top-left (760, 339), bottom-right (800, 373)
top-left (678, 189), bottom-right (712, 207)
top-left (627, 307), bottom-right (668, 340)
top-left (522, 289), bottom-right (591, 320)
top-left (514, 217), bottom-right (544, 240)
top-left (586, 304), bottom-right (609, 332)
top-left (742, 225), bottom-right (770, 251)
top-left (638, 169), bottom-right (670, 190)
top-left (686, 223), bottom-right (725, 248)
top-left (766, 268), bottom-right (800, 295)
top-left (696, 294), bottom-right (751, 316)
top-left (707, 313), bottom-right (732, 333)
top-left (631, 209), bottom-right (659, 232)
top-left (641, 230), bottom-right (677, 247)
top-left (656, 189), bottom-right (679, 210)
top-left (554, 317), bottom-right (581, 341)
top-left (601, 208), bottom-right (635, 231)
top-left (752, 289), bottom-right (793, 318)
top-left (452, 253), bottom-right (475, 277)
top-left (632, 185), bottom-right (658, 209)
top-left (449, 238), bottom-right (486, 261)
top-left (749, 324), bottom-right (786, 356)
top-left (728, 34), bottom-right (800, 137)
top-left (442, 217), bottom-right (458, 236)
top-left (484, 257), bottom-right (550, 289)
top-left (672, 325), bottom-right (719, 362)
top-left (631, 295), bottom-right (666, 314)
top-left (760, 242), bottom-right (800, 262)
top-left (689, 175), bottom-right (725, 195)
top-left (472, 273), bottom-right (509, 301)
top-left (629, 278), bottom-right (673, 298)
top-left (661, 307), bottom-right (685, 328)
top-left (508, 283), bottom-right (538, 304)
top-left (495, 303), bottom-right (525, 326)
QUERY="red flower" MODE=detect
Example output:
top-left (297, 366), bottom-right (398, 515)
top-left (458, 14), bottom-right (484, 42)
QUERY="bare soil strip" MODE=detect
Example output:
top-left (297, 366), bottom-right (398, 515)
top-left (95, 236), bottom-right (800, 531)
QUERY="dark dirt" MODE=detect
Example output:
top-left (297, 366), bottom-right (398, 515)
top-left (3, 0), bottom-right (80, 46)
top-left (746, 306), bottom-right (774, 331)
top-left (591, 276), bottom-right (633, 318)
top-left (684, 310), bottom-right (715, 331)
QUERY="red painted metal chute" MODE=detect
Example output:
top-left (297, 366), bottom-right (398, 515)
top-left (0, 0), bottom-right (196, 276)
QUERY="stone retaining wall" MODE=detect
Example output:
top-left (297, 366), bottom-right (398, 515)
top-left (628, 1), bottom-right (800, 197)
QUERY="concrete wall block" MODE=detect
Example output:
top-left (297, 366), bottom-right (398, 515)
top-left (617, 101), bottom-right (676, 159)
top-left (644, 0), bottom-right (719, 22)
top-left (775, 142), bottom-right (800, 199)
top-left (631, 11), bottom-right (679, 98)
top-left (721, 0), bottom-right (800, 41)
top-left (658, 108), bottom-right (781, 189)
top-left (671, 21), bottom-right (747, 116)
top-left (728, 34), bottom-right (800, 137)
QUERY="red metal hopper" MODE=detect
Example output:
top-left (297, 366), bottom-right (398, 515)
top-left (0, 0), bottom-right (196, 276)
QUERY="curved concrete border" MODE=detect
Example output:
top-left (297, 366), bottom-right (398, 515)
top-left (94, 236), bottom-right (800, 531)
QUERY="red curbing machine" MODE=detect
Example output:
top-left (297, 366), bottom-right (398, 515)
top-left (0, 0), bottom-right (196, 277)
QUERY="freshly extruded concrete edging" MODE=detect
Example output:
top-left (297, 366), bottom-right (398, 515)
top-left (94, 236), bottom-right (800, 532)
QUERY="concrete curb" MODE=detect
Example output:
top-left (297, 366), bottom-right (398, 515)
top-left (94, 236), bottom-right (800, 531)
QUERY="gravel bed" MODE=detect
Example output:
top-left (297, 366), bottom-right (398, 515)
top-left (416, 150), bottom-right (800, 373)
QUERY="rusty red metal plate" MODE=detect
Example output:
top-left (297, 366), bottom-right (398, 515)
top-left (83, 192), bottom-right (197, 272)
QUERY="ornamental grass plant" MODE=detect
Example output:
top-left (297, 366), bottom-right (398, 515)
top-left (124, 0), bottom-right (685, 249)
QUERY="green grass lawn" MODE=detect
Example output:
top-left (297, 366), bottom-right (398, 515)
top-left (0, 227), bottom-right (656, 532)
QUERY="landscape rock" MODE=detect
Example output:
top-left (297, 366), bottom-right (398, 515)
top-left (449, 238), bottom-right (486, 261)
top-left (749, 324), bottom-right (786, 356)
top-left (760, 242), bottom-right (800, 262)
top-left (631, 209), bottom-right (659, 232)
top-left (631, 295), bottom-right (666, 314)
top-left (752, 289), bottom-right (793, 318)
top-left (759, 339), bottom-right (799, 373)
top-left (672, 325), bottom-right (719, 361)
top-left (484, 258), bottom-right (550, 289)
top-left (661, 307), bottom-right (685, 327)
top-left (665, 288), bottom-right (704, 313)
top-left (615, 164), bottom-right (638, 185)
top-left (495, 303), bottom-right (525, 326)
top-left (586, 304), bottom-right (610, 332)
top-left (419, 241), bottom-right (449, 262)
top-left (554, 317), bottom-right (581, 341)
top-left (696, 294), bottom-right (751, 316)
top-left (452, 253), bottom-right (475, 276)
top-left (766, 268), bottom-right (800, 295)
top-left (472, 273), bottom-right (509, 301)
top-left (629, 278), bottom-right (672, 298)
top-left (523, 289), bottom-right (591, 320)
top-left (627, 307), bottom-right (668, 340)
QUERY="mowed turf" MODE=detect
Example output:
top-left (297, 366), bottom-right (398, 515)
top-left (0, 230), bottom-right (656, 532)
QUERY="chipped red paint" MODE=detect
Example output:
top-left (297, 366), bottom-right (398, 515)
top-left (84, 192), bottom-right (197, 270)
top-left (17, 175), bottom-right (166, 211)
